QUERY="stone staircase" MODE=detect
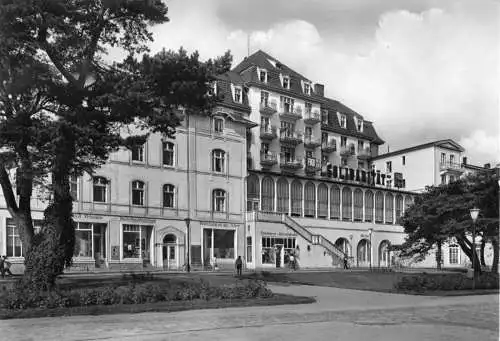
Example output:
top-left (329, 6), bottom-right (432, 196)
top-left (248, 212), bottom-right (347, 266)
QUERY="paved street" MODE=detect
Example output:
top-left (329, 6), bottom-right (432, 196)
top-left (1, 284), bottom-right (498, 341)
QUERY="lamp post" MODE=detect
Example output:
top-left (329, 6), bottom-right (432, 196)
top-left (184, 217), bottom-right (191, 273)
top-left (368, 228), bottom-right (373, 271)
top-left (469, 208), bottom-right (480, 290)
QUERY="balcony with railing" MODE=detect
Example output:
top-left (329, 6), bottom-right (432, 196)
top-left (260, 126), bottom-right (277, 140)
top-left (260, 152), bottom-right (278, 168)
top-left (440, 161), bottom-right (463, 173)
top-left (340, 143), bottom-right (356, 157)
top-left (279, 154), bottom-right (303, 171)
top-left (304, 135), bottom-right (321, 148)
top-left (304, 157), bottom-right (322, 174)
top-left (279, 105), bottom-right (302, 120)
top-left (321, 139), bottom-right (337, 153)
top-left (259, 100), bottom-right (277, 116)
top-left (357, 147), bottom-right (371, 160)
top-left (279, 129), bottom-right (303, 146)
top-left (303, 109), bottom-right (321, 124)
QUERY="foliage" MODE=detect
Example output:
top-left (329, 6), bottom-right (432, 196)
top-left (1, 279), bottom-right (273, 310)
top-left (394, 272), bottom-right (499, 292)
top-left (397, 171), bottom-right (499, 272)
top-left (0, 0), bottom-right (232, 289)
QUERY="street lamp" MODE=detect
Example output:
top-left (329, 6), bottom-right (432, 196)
top-left (368, 228), bottom-right (373, 271)
top-left (184, 217), bottom-right (191, 273)
top-left (469, 208), bottom-right (480, 290)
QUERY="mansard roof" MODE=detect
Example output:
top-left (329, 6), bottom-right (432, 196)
top-left (214, 71), bottom-right (251, 113)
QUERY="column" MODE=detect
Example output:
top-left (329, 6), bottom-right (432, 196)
top-left (351, 187), bottom-right (354, 221)
top-left (315, 183), bottom-right (318, 218)
top-left (288, 180), bottom-right (292, 215)
top-left (362, 189), bottom-right (365, 222)
top-left (327, 185), bottom-right (331, 219)
top-left (274, 178), bottom-right (278, 213)
top-left (301, 181), bottom-right (305, 217)
top-left (211, 229), bottom-right (215, 262)
top-left (258, 176), bottom-right (262, 211)
top-left (339, 185), bottom-right (343, 220)
top-left (382, 193), bottom-right (385, 224)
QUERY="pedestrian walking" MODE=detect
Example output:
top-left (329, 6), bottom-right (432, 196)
top-left (343, 256), bottom-right (349, 270)
top-left (235, 256), bottom-right (243, 277)
top-left (289, 253), bottom-right (295, 271)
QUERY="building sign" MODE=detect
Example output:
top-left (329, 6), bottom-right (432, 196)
top-left (122, 217), bottom-right (156, 224)
top-left (200, 222), bottom-right (240, 230)
top-left (111, 246), bottom-right (120, 260)
top-left (261, 231), bottom-right (297, 237)
top-left (74, 213), bottom-right (103, 220)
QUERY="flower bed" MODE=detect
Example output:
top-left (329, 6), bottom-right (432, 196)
top-left (1, 279), bottom-right (273, 310)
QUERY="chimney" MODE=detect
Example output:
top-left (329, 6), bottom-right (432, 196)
top-left (484, 163), bottom-right (491, 169)
top-left (314, 83), bottom-right (324, 97)
top-left (462, 157), bottom-right (467, 165)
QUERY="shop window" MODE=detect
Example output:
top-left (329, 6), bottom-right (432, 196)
top-left (93, 176), bottom-right (108, 203)
top-left (6, 218), bottom-right (43, 257)
top-left (132, 180), bottom-right (145, 206)
top-left (261, 237), bottom-right (296, 265)
top-left (203, 228), bottom-right (235, 261)
top-left (123, 224), bottom-right (141, 258)
top-left (162, 141), bottom-right (175, 166)
top-left (74, 223), bottom-right (92, 257)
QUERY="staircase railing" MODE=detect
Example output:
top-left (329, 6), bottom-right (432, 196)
top-left (319, 235), bottom-right (345, 261)
top-left (282, 215), bottom-right (314, 242)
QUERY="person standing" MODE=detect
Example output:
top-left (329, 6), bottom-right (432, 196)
top-left (289, 253), bottom-right (295, 271)
top-left (343, 256), bottom-right (349, 270)
top-left (235, 256), bottom-right (243, 277)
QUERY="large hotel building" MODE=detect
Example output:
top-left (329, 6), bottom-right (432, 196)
top-left (0, 51), bottom-right (493, 272)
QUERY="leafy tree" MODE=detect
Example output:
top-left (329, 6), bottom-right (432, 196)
top-left (0, 0), bottom-right (230, 289)
top-left (398, 170), bottom-right (499, 273)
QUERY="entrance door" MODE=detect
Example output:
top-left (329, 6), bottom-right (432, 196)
top-left (275, 245), bottom-right (283, 268)
top-left (163, 234), bottom-right (177, 270)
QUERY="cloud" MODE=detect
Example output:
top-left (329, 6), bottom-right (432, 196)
top-left (459, 130), bottom-right (499, 166)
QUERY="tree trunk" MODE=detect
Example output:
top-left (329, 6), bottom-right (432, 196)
top-left (480, 239), bottom-right (486, 267)
top-left (456, 235), bottom-right (482, 275)
top-left (435, 241), bottom-right (442, 270)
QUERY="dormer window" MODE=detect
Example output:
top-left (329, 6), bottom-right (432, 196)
top-left (282, 75), bottom-right (290, 89)
top-left (339, 114), bottom-right (347, 128)
top-left (234, 86), bottom-right (242, 103)
top-left (207, 82), bottom-right (217, 96)
top-left (356, 118), bottom-right (363, 132)
top-left (321, 109), bottom-right (328, 124)
top-left (303, 82), bottom-right (311, 95)
top-left (258, 69), bottom-right (268, 83)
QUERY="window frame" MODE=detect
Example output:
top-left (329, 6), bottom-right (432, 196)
top-left (233, 86), bottom-right (242, 103)
top-left (162, 184), bottom-right (176, 208)
top-left (93, 176), bottom-right (108, 203)
top-left (131, 180), bottom-right (145, 206)
top-left (259, 69), bottom-right (268, 83)
top-left (339, 114), bottom-right (347, 128)
top-left (212, 189), bottom-right (227, 212)
top-left (131, 144), bottom-right (145, 163)
top-left (213, 117), bottom-right (224, 134)
top-left (282, 75), bottom-right (290, 89)
top-left (303, 82), bottom-right (311, 95)
top-left (212, 149), bottom-right (226, 173)
top-left (449, 244), bottom-right (460, 264)
top-left (162, 141), bottom-right (175, 167)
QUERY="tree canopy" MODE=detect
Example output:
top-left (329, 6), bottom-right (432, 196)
top-left (398, 170), bottom-right (499, 272)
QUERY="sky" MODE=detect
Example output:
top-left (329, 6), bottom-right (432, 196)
top-left (111, 0), bottom-right (499, 166)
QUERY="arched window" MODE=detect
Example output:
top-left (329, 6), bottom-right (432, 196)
top-left (163, 184), bottom-right (175, 208)
top-left (395, 195), bottom-right (403, 223)
top-left (304, 182), bottom-right (316, 217)
top-left (335, 238), bottom-right (351, 256)
top-left (375, 191), bottom-right (384, 223)
top-left (330, 185), bottom-right (340, 219)
top-left (342, 187), bottom-right (352, 221)
top-left (317, 184), bottom-right (328, 218)
top-left (277, 178), bottom-right (289, 214)
top-left (212, 149), bottom-right (226, 173)
top-left (404, 195), bottom-right (414, 213)
top-left (132, 180), bottom-right (145, 206)
top-left (93, 176), bottom-right (108, 203)
top-left (379, 240), bottom-right (391, 267)
top-left (162, 141), bottom-right (175, 166)
top-left (291, 180), bottom-right (302, 216)
top-left (261, 177), bottom-right (275, 212)
top-left (385, 192), bottom-right (394, 224)
top-left (247, 174), bottom-right (260, 211)
top-left (365, 190), bottom-right (374, 222)
top-left (212, 189), bottom-right (226, 212)
top-left (357, 239), bottom-right (370, 264)
top-left (353, 189), bottom-right (363, 221)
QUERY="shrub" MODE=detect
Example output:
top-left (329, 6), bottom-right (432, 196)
top-left (394, 272), bottom-right (499, 292)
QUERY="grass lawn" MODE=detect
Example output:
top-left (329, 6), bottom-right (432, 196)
top-left (243, 270), bottom-right (500, 296)
top-left (0, 273), bottom-right (315, 319)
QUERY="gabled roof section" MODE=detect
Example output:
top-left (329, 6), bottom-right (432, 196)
top-left (371, 139), bottom-right (465, 160)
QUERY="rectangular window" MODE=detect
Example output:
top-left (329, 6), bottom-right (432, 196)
top-left (321, 109), bottom-right (328, 124)
top-left (358, 161), bottom-right (365, 169)
top-left (341, 136), bottom-right (347, 147)
top-left (280, 96), bottom-right (294, 113)
top-left (282, 76), bottom-right (290, 89)
top-left (246, 236), bottom-right (252, 263)
top-left (261, 142), bottom-right (270, 154)
top-left (357, 119), bottom-right (363, 132)
top-left (214, 117), bottom-right (224, 133)
top-left (259, 70), bottom-right (267, 83)
top-left (441, 153), bottom-right (446, 164)
top-left (357, 140), bottom-right (364, 152)
top-left (212, 150), bottom-right (225, 173)
top-left (162, 142), bottom-right (175, 166)
top-left (123, 224), bottom-right (141, 258)
top-left (6, 219), bottom-right (43, 257)
top-left (74, 223), bottom-right (92, 257)
top-left (386, 161), bottom-right (392, 173)
top-left (304, 83), bottom-right (311, 95)
top-left (340, 114), bottom-right (347, 128)
top-left (441, 174), bottom-right (446, 184)
top-left (305, 126), bottom-right (312, 139)
top-left (341, 157), bottom-right (348, 166)
top-left (281, 146), bottom-right (293, 161)
top-left (132, 144), bottom-right (145, 162)
top-left (450, 154), bottom-right (455, 164)
top-left (305, 102), bottom-right (312, 114)
top-left (402, 156), bottom-right (406, 165)
top-left (261, 116), bottom-right (270, 129)
top-left (260, 91), bottom-right (269, 106)
top-left (449, 246), bottom-right (459, 264)
top-left (234, 87), bottom-right (242, 103)
top-left (93, 177), bottom-right (107, 203)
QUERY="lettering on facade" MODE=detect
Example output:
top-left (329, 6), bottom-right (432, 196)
top-left (261, 231), bottom-right (297, 237)
top-left (122, 217), bottom-right (156, 224)
top-left (74, 214), bottom-right (103, 220)
top-left (200, 222), bottom-right (240, 229)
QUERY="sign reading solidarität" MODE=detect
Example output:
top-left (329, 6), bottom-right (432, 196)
top-left (261, 231), bottom-right (297, 237)
top-left (74, 213), bottom-right (103, 220)
top-left (200, 222), bottom-right (240, 229)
